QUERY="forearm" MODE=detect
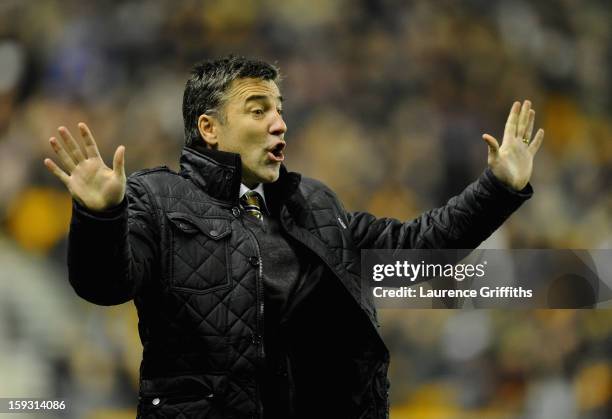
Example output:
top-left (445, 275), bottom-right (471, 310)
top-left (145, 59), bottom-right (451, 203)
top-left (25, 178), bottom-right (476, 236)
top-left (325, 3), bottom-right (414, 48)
top-left (67, 199), bottom-right (139, 305)
top-left (413, 168), bottom-right (532, 248)
top-left (350, 168), bottom-right (532, 250)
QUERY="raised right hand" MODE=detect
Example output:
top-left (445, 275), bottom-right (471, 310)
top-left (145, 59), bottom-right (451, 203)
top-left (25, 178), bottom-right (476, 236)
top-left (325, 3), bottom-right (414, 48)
top-left (44, 123), bottom-right (126, 212)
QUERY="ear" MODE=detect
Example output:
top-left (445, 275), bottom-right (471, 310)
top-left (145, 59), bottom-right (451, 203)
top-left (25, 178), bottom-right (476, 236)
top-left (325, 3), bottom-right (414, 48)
top-left (198, 114), bottom-right (218, 149)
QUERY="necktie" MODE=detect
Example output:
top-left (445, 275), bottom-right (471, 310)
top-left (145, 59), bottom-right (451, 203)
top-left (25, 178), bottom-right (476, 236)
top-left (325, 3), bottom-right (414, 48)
top-left (240, 190), bottom-right (264, 220)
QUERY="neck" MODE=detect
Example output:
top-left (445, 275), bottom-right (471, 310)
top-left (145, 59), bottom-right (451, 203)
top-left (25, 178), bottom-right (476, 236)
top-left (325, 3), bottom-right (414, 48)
top-left (243, 180), bottom-right (259, 189)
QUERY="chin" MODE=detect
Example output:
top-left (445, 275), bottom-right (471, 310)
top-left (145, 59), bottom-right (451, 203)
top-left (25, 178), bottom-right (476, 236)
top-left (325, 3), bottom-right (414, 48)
top-left (258, 168), bottom-right (280, 184)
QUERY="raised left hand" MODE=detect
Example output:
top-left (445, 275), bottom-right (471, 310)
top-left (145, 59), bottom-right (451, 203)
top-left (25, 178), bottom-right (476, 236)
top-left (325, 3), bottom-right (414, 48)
top-left (482, 100), bottom-right (545, 191)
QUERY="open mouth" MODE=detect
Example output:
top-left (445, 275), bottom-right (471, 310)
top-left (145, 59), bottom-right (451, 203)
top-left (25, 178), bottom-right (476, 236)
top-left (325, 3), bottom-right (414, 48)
top-left (267, 142), bottom-right (285, 162)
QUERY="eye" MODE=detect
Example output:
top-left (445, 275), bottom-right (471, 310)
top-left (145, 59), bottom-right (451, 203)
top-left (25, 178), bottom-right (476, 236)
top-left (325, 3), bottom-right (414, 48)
top-left (277, 108), bottom-right (283, 116)
top-left (251, 109), bottom-right (264, 117)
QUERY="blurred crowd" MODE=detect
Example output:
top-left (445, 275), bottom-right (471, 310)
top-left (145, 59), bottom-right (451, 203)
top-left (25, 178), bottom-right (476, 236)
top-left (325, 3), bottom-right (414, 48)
top-left (0, 0), bottom-right (610, 418)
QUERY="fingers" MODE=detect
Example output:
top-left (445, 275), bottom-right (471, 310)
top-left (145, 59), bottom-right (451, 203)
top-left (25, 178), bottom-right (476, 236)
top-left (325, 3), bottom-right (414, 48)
top-left (528, 128), bottom-right (545, 155)
top-left (113, 145), bottom-right (126, 178)
top-left (78, 122), bottom-right (101, 159)
top-left (504, 101), bottom-right (521, 140)
top-left (58, 126), bottom-right (86, 164)
top-left (482, 134), bottom-right (500, 155)
top-left (517, 100), bottom-right (532, 140)
top-left (504, 100), bottom-right (533, 141)
top-left (43, 158), bottom-right (70, 186)
top-left (524, 109), bottom-right (535, 142)
top-left (49, 136), bottom-right (76, 172)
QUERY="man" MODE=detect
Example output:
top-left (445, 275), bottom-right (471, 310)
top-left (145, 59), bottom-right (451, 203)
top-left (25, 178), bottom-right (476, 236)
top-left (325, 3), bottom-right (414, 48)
top-left (44, 55), bottom-right (544, 418)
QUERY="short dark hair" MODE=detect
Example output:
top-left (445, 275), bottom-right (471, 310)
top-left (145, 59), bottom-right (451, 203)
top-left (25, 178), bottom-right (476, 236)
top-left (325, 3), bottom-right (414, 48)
top-left (182, 55), bottom-right (280, 146)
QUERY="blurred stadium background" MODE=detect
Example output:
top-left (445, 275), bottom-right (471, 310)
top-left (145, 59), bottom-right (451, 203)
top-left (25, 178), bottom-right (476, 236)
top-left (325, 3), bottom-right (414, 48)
top-left (0, 0), bottom-right (610, 418)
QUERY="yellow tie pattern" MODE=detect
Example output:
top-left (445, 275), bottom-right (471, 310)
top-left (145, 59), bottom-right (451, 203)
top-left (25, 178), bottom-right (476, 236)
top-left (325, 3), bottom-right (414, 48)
top-left (240, 191), bottom-right (264, 220)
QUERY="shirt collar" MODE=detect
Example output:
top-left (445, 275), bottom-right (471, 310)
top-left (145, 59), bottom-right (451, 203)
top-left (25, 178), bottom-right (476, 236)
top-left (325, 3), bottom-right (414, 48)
top-left (239, 183), bottom-right (268, 207)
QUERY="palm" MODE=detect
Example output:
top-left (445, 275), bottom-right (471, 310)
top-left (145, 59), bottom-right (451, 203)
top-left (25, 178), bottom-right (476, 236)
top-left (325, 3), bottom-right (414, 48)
top-left (67, 157), bottom-right (125, 210)
top-left (490, 137), bottom-right (533, 189)
top-left (44, 123), bottom-right (126, 211)
top-left (482, 100), bottom-right (545, 191)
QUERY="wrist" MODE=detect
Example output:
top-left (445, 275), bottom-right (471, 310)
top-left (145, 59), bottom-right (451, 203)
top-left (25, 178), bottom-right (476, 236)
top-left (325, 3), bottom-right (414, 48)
top-left (485, 168), bottom-right (531, 194)
top-left (73, 197), bottom-right (127, 219)
top-left (489, 167), bottom-right (526, 191)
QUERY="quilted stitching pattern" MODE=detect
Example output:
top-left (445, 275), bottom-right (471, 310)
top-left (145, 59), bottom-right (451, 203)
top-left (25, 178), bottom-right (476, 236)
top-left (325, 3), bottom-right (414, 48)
top-left (69, 149), bottom-right (530, 419)
top-left (170, 222), bottom-right (231, 292)
top-left (124, 172), bottom-right (261, 417)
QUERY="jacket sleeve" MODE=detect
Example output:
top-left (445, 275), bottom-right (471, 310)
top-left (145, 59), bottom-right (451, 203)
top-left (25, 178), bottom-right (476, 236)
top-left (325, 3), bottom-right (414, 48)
top-left (347, 168), bottom-right (533, 250)
top-left (67, 176), bottom-right (159, 305)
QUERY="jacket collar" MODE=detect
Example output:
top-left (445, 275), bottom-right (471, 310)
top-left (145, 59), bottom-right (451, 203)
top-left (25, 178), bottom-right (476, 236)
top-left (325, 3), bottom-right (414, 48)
top-left (180, 142), bottom-right (301, 213)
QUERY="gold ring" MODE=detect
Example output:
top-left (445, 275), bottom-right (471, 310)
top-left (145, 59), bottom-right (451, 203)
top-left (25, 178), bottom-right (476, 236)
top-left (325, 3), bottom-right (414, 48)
top-left (522, 138), bottom-right (530, 144)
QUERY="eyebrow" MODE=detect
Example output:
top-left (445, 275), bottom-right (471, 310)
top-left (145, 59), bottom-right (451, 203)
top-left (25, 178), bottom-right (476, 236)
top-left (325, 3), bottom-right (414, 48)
top-left (244, 94), bottom-right (284, 104)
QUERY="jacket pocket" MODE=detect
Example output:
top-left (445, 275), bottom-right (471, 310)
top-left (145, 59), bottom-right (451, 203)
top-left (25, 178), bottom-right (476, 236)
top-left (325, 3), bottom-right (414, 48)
top-left (138, 373), bottom-right (228, 418)
top-left (166, 212), bottom-right (232, 294)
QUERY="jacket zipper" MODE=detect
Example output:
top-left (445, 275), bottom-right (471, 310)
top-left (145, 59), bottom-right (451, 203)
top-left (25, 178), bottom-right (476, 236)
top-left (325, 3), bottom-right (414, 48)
top-left (240, 216), bottom-right (265, 419)
top-left (244, 227), bottom-right (265, 359)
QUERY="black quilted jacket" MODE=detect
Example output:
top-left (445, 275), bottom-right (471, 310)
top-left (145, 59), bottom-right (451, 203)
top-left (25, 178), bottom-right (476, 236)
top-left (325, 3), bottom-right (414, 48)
top-left (67, 144), bottom-right (532, 418)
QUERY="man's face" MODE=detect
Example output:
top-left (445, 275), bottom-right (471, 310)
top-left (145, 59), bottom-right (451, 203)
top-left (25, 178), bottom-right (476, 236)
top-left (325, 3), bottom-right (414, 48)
top-left (213, 78), bottom-right (287, 187)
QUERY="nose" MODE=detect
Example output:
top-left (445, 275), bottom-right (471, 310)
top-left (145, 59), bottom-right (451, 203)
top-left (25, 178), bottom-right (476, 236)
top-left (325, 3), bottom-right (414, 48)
top-left (269, 112), bottom-right (287, 137)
